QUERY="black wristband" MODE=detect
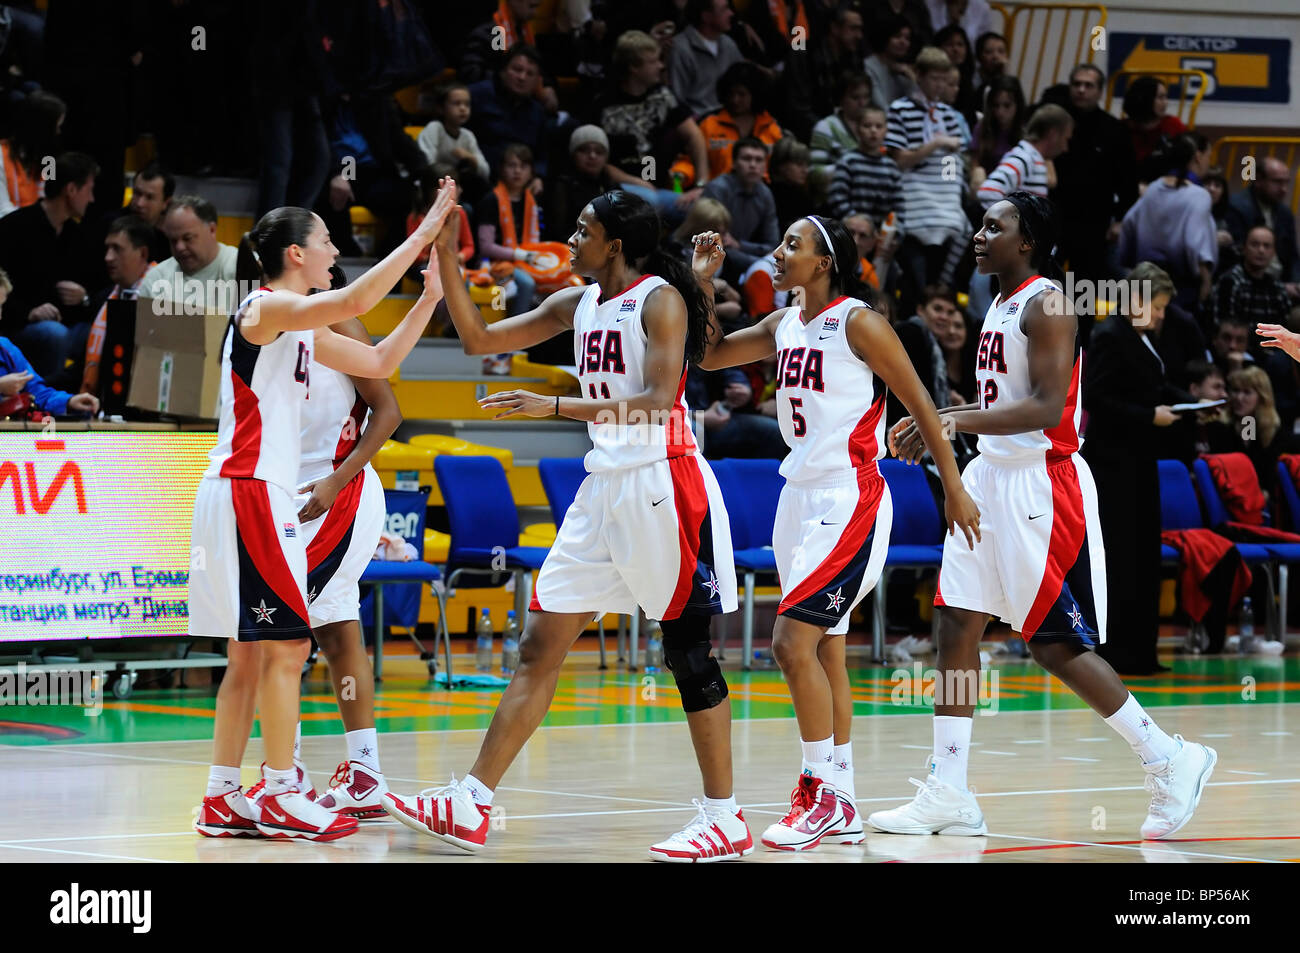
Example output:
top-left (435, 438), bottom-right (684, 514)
top-left (555, 395), bottom-right (560, 417)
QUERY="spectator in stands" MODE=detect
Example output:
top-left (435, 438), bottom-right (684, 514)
top-left (417, 84), bottom-right (492, 203)
top-left (933, 24), bottom-right (978, 125)
top-left (972, 30), bottom-right (1007, 96)
top-left (976, 104), bottom-right (1071, 208)
top-left (888, 284), bottom-right (958, 423)
top-left (1158, 359), bottom-right (1228, 463)
top-left (1211, 365), bottom-right (1294, 493)
top-left (468, 46), bottom-right (552, 194)
top-left (827, 107), bottom-right (902, 224)
top-left (544, 126), bottom-right (616, 243)
top-left (476, 144), bottom-right (543, 317)
top-left (698, 63), bottom-right (784, 182)
top-left (927, 0), bottom-right (993, 49)
top-left (459, 0), bottom-right (560, 114)
top-left (768, 137), bottom-right (813, 233)
top-left (863, 16), bottom-right (918, 115)
top-left (1045, 64), bottom-right (1138, 319)
top-left (0, 151), bottom-right (98, 379)
top-left (1210, 226), bottom-right (1293, 331)
top-left (702, 136), bottom-right (781, 282)
top-left (809, 71), bottom-right (873, 193)
top-left (141, 195), bottom-right (240, 313)
top-left (939, 296), bottom-right (978, 404)
top-left (783, 1), bottom-right (866, 142)
top-left (596, 30), bottom-right (710, 220)
top-left (864, 0), bottom-right (931, 58)
top-left (667, 0), bottom-right (744, 118)
top-left (670, 200), bottom-right (746, 325)
top-left (1210, 316), bottom-right (1254, 379)
top-left (0, 89), bottom-right (65, 218)
top-left (1122, 76), bottom-right (1188, 185)
top-left (76, 215), bottom-right (153, 394)
top-left (122, 164), bottom-right (174, 264)
top-left (687, 363), bottom-right (788, 459)
top-left (843, 212), bottom-right (901, 297)
top-left (410, 168), bottom-right (474, 274)
top-left (1082, 262), bottom-right (1186, 675)
top-left (1226, 156), bottom-right (1299, 286)
top-left (885, 46), bottom-right (969, 314)
top-left (1203, 167), bottom-right (1236, 273)
top-left (1119, 132), bottom-right (1216, 311)
top-left (970, 76), bottom-right (1026, 187)
top-left (0, 268), bottom-right (99, 418)
top-left (744, 0), bottom-right (814, 64)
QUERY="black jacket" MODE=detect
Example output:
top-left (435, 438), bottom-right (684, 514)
top-left (1083, 315), bottom-right (1189, 462)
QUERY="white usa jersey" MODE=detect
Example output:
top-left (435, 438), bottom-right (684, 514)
top-left (298, 360), bottom-right (368, 487)
top-left (774, 295), bottom-right (886, 483)
top-left (204, 288), bottom-right (313, 495)
top-left (974, 275), bottom-right (1083, 463)
top-left (574, 274), bottom-right (698, 472)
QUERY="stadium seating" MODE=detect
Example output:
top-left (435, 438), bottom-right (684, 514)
top-left (877, 460), bottom-right (945, 661)
top-left (711, 458), bottom-right (782, 668)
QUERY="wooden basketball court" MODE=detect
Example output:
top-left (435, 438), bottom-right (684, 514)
top-left (2, 650), bottom-right (1297, 863)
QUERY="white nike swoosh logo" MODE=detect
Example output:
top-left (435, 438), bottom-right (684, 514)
top-left (211, 807), bottom-right (232, 822)
top-left (267, 808), bottom-right (286, 823)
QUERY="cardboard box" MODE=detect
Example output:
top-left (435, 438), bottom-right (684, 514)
top-left (127, 299), bottom-right (228, 419)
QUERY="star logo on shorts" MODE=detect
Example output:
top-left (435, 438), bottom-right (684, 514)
top-left (251, 600), bottom-right (277, 624)
top-left (307, 586), bottom-right (318, 604)
top-left (826, 588), bottom-right (846, 612)
top-left (1068, 605), bottom-right (1083, 630)
top-left (946, 744), bottom-right (960, 756)
top-left (703, 572), bottom-right (722, 599)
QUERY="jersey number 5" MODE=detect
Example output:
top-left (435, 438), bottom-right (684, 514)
top-left (789, 397), bottom-right (807, 437)
top-left (294, 341), bottom-right (310, 386)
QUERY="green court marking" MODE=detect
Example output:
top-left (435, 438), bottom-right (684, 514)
top-left (0, 656), bottom-right (1294, 746)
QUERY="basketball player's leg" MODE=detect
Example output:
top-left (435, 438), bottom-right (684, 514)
top-left (314, 621), bottom-right (375, 732)
top-left (816, 633), bottom-right (864, 844)
top-left (212, 638), bottom-right (260, 770)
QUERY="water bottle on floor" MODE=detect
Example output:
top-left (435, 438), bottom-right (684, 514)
top-left (502, 610), bottom-right (520, 676)
top-left (476, 608), bottom-right (494, 672)
top-left (1238, 597), bottom-right (1256, 655)
top-left (645, 620), bottom-right (663, 673)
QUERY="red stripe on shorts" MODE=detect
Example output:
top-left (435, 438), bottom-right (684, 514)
top-left (305, 470), bottom-right (364, 572)
top-left (1021, 458), bottom-right (1086, 637)
top-left (664, 456), bottom-right (710, 619)
top-left (779, 466), bottom-right (883, 614)
top-left (230, 479), bottom-right (310, 623)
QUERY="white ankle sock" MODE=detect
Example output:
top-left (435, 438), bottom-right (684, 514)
top-left (800, 736), bottom-right (835, 782)
top-left (206, 765), bottom-right (241, 797)
top-left (1104, 694), bottom-right (1179, 764)
top-left (463, 773), bottom-right (494, 806)
top-left (345, 728), bottom-right (381, 772)
top-left (832, 742), bottom-right (855, 802)
top-left (293, 722), bottom-right (302, 762)
top-left (264, 765), bottom-right (298, 796)
top-left (932, 715), bottom-right (973, 790)
top-left (703, 795), bottom-right (739, 816)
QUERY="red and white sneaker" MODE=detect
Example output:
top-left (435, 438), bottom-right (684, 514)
top-left (316, 761), bottom-right (388, 819)
top-left (194, 787), bottom-right (261, 838)
top-left (256, 789), bottom-right (358, 841)
top-left (822, 793), bottom-right (864, 845)
top-left (382, 777), bottom-right (491, 853)
top-left (761, 774), bottom-right (844, 851)
top-left (648, 799), bottom-right (754, 863)
top-left (247, 761), bottom-right (316, 807)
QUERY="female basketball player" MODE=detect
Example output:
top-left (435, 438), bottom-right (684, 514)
top-left (192, 181), bottom-right (456, 841)
top-left (383, 190), bottom-right (749, 862)
top-left (689, 217), bottom-right (980, 851)
top-left (874, 191), bottom-right (1216, 840)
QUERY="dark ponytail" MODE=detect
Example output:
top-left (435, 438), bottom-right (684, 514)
top-left (238, 206), bottom-right (317, 284)
top-left (1000, 191), bottom-right (1064, 296)
top-left (590, 190), bottom-right (716, 364)
top-left (804, 214), bottom-right (873, 304)
top-left (1168, 132), bottom-right (1208, 187)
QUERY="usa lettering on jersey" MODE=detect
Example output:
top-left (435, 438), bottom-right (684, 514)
top-left (976, 330), bottom-right (1007, 408)
top-left (776, 347), bottom-right (826, 392)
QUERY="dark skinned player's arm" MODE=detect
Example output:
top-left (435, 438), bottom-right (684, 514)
top-left (847, 307), bottom-right (965, 493)
top-left (333, 317), bottom-right (403, 487)
top-left (690, 233), bottom-right (780, 370)
top-left (946, 290), bottom-right (1076, 436)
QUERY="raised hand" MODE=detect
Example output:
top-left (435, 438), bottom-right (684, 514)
top-left (691, 231), bottom-right (726, 282)
top-left (1257, 323), bottom-right (1300, 364)
top-left (413, 178), bottom-right (458, 243)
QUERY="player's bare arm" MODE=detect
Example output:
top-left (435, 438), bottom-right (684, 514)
top-left (690, 229), bottom-right (782, 370)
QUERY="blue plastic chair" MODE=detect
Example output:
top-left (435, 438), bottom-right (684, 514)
top-left (1159, 459), bottom-right (1279, 636)
top-left (434, 456), bottom-right (551, 631)
top-left (712, 458), bottom-right (783, 669)
top-left (1277, 460), bottom-right (1300, 532)
top-left (1193, 457), bottom-right (1299, 635)
top-left (357, 487), bottom-right (452, 681)
top-left (537, 456), bottom-right (616, 668)
top-left (876, 460), bottom-right (946, 660)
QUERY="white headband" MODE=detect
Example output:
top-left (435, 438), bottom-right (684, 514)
top-left (803, 216), bottom-right (837, 273)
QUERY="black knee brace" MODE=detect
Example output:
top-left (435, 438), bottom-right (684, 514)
top-left (659, 614), bottom-right (728, 712)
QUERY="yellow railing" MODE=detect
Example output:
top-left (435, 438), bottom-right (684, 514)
top-left (1210, 137), bottom-right (1300, 215)
top-left (1106, 68), bottom-right (1209, 128)
top-left (990, 3), bottom-right (1107, 102)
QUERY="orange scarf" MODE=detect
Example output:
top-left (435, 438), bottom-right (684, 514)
top-left (494, 182), bottom-right (539, 248)
top-left (493, 0), bottom-right (534, 48)
top-left (768, 0), bottom-right (809, 38)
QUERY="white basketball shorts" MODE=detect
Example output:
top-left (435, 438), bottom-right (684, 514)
top-left (296, 465), bottom-right (386, 628)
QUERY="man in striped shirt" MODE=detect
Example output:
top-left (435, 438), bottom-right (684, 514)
top-left (884, 46), bottom-right (970, 315)
top-left (976, 104), bottom-right (1073, 209)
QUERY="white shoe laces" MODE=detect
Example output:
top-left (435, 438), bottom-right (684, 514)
top-left (661, 799), bottom-right (715, 848)
top-left (419, 774), bottom-right (464, 801)
top-left (1144, 769), bottom-right (1171, 810)
top-left (905, 775), bottom-right (944, 810)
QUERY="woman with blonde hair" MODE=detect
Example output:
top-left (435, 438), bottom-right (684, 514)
top-left (1213, 365), bottom-right (1289, 491)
